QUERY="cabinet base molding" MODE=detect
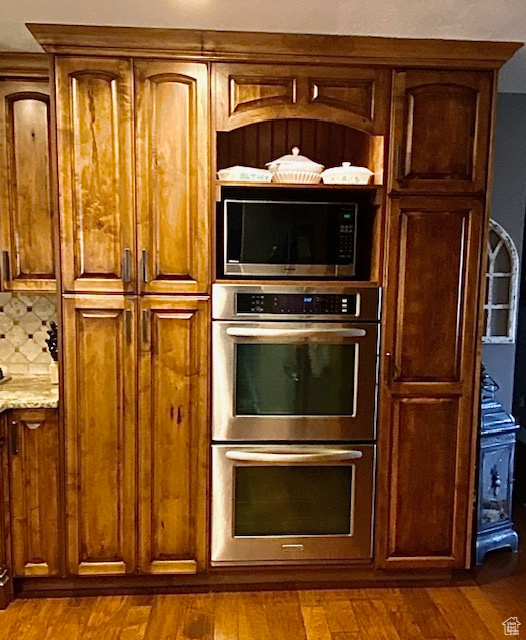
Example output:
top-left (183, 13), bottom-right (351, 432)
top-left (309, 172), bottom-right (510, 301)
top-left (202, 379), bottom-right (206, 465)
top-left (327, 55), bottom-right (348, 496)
top-left (14, 567), bottom-right (470, 600)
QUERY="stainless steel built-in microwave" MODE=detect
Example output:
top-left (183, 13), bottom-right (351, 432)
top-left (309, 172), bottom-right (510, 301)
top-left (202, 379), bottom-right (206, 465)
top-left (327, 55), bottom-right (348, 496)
top-left (223, 199), bottom-right (357, 277)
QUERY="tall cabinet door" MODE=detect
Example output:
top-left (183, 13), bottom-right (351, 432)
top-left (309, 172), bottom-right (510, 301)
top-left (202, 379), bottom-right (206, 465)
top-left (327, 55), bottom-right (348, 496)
top-left (0, 79), bottom-right (56, 291)
top-left (389, 70), bottom-right (493, 193)
top-left (138, 296), bottom-right (208, 574)
top-left (135, 61), bottom-right (210, 295)
top-left (55, 58), bottom-right (135, 293)
top-left (378, 197), bottom-right (483, 569)
top-left (63, 296), bottom-right (136, 575)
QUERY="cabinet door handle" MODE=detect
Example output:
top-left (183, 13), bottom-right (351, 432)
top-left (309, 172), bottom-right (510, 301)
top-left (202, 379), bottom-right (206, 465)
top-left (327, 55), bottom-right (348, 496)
top-left (142, 309), bottom-right (149, 344)
top-left (141, 249), bottom-right (149, 284)
top-left (10, 420), bottom-right (18, 455)
top-left (395, 145), bottom-right (403, 181)
top-left (125, 309), bottom-right (132, 344)
top-left (122, 248), bottom-right (131, 283)
top-left (2, 251), bottom-right (10, 283)
top-left (386, 352), bottom-right (395, 384)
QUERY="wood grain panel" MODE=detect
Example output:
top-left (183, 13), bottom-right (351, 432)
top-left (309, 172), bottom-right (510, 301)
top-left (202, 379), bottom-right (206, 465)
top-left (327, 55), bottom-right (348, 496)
top-left (388, 397), bottom-right (459, 560)
top-left (0, 79), bottom-right (56, 291)
top-left (217, 119), bottom-right (371, 172)
top-left (377, 195), bottom-right (484, 569)
top-left (55, 58), bottom-right (135, 293)
top-left (63, 296), bottom-right (136, 575)
top-left (138, 297), bottom-right (208, 574)
top-left (389, 199), bottom-right (482, 382)
top-left (135, 61), bottom-right (209, 294)
top-left (390, 70), bottom-right (492, 193)
top-left (230, 75), bottom-right (296, 113)
top-left (9, 409), bottom-right (60, 577)
top-left (214, 64), bottom-right (390, 133)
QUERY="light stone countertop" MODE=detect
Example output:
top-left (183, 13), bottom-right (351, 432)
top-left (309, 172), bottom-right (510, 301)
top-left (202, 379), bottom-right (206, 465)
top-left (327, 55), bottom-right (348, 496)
top-left (0, 375), bottom-right (59, 413)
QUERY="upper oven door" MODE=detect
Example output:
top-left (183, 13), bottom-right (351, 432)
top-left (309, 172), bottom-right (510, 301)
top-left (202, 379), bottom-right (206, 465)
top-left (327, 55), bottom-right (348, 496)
top-left (212, 321), bottom-right (378, 441)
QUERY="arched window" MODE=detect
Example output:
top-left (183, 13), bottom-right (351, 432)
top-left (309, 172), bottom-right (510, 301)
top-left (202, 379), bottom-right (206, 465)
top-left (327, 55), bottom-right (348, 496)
top-left (483, 220), bottom-right (519, 343)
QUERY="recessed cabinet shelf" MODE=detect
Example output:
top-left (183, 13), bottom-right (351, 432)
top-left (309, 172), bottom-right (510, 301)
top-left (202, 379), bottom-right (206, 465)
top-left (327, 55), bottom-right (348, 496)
top-left (215, 181), bottom-right (383, 190)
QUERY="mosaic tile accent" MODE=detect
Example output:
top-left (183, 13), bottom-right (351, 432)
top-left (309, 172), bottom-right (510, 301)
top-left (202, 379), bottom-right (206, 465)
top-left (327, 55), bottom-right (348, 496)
top-left (0, 294), bottom-right (58, 375)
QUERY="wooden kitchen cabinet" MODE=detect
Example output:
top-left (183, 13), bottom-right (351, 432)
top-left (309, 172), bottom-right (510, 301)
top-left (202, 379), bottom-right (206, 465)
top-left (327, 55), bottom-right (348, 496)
top-left (377, 197), bottom-right (483, 568)
top-left (62, 296), bottom-right (137, 575)
top-left (135, 61), bottom-right (210, 294)
top-left (55, 57), bottom-right (210, 295)
top-left (213, 63), bottom-right (390, 134)
top-left (389, 70), bottom-right (493, 194)
top-left (55, 58), bottom-right (136, 294)
top-left (21, 24), bottom-right (518, 592)
top-left (138, 296), bottom-right (208, 574)
top-left (0, 78), bottom-right (56, 292)
top-left (62, 295), bottom-right (208, 577)
top-left (6, 409), bottom-right (61, 577)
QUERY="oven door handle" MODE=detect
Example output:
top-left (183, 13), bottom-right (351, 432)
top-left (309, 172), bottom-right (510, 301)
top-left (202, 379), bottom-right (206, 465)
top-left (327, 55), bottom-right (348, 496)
top-left (225, 328), bottom-right (366, 338)
top-left (225, 449), bottom-right (363, 463)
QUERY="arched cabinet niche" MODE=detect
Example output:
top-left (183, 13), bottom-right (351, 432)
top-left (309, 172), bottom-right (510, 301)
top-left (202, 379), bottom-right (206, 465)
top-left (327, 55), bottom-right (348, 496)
top-left (216, 118), bottom-right (384, 186)
top-left (215, 118), bottom-right (385, 284)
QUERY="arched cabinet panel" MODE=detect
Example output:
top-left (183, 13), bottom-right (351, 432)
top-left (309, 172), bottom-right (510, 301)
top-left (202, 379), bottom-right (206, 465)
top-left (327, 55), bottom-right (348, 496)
top-left (55, 58), bottom-right (135, 293)
top-left (135, 61), bottom-right (209, 294)
top-left (389, 70), bottom-right (492, 193)
top-left (0, 80), bottom-right (56, 291)
top-left (213, 64), bottom-right (390, 134)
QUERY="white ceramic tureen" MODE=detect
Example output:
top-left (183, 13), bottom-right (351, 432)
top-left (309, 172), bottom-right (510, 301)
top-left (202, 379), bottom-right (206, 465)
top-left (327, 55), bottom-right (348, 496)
top-left (320, 162), bottom-right (374, 185)
top-left (266, 147), bottom-right (324, 184)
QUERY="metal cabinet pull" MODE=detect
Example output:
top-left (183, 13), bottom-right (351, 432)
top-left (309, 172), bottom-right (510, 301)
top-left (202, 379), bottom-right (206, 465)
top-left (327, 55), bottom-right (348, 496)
top-left (395, 145), bottom-right (404, 181)
top-left (142, 309), bottom-right (149, 344)
top-left (142, 249), bottom-right (149, 284)
top-left (10, 420), bottom-right (18, 455)
top-left (225, 448), bottom-right (363, 463)
top-left (122, 248), bottom-right (131, 283)
top-left (226, 327), bottom-right (366, 338)
top-left (125, 309), bottom-right (132, 344)
top-left (2, 251), bottom-right (10, 282)
top-left (386, 352), bottom-right (395, 384)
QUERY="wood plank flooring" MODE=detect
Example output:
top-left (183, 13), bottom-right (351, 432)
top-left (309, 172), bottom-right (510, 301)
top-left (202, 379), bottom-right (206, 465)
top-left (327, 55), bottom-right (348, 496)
top-left (0, 502), bottom-right (524, 639)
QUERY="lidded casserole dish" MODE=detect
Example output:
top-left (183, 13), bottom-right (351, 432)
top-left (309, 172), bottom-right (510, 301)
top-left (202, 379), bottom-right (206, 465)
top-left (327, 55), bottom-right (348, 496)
top-left (266, 147), bottom-right (324, 184)
top-left (321, 162), bottom-right (374, 185)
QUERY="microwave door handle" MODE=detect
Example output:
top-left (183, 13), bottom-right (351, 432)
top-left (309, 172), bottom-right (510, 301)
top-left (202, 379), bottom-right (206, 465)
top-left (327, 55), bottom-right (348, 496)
top-left (225, 328), bottom-right (366, 338)
top-left (225, 449), bottom-right (363, 464)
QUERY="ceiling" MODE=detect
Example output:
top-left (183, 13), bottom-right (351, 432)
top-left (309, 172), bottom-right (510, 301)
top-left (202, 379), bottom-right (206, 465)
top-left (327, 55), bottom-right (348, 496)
top-left (1, 0), bottom-right (526, 92)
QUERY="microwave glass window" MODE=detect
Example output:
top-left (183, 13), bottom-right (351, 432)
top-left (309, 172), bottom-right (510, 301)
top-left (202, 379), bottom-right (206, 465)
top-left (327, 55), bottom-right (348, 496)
top-left (227, 202), bottom-right (342, 265)
top-left (234, 466), bottom-right (353, 536)
top-left (235, 343), bottom-right (356, 416)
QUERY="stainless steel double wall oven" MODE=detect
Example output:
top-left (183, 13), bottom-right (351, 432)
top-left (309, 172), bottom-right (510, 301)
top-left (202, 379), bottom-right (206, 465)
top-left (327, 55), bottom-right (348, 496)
top-left (211, 283), bottom-right (381, 565)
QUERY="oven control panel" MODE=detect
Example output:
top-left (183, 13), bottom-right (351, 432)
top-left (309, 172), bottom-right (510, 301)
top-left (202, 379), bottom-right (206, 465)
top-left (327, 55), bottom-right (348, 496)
top-left (236, 293), bottom-right (358, 315)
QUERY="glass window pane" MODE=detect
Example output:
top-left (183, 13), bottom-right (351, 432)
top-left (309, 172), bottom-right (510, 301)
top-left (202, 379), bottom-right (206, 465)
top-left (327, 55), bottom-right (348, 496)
top-left (489, 230), bottom-right (500, 252)
top-left (495, 246), bottom-right (511, 272)
top-left (491, 309), bottom-right (509, 336)
top-left (493, 277), bottom-right (511, 305)
top-left (235, 466), bottom-right (352, 536)
top-left (236, 343), bottom-right (355, 415)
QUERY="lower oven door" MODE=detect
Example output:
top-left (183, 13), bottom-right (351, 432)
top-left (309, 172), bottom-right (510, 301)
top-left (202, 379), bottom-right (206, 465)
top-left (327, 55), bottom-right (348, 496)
top-left (211, 444), bottom-right (375, 565)
top-left (212, 321), bottom-right (378, 441)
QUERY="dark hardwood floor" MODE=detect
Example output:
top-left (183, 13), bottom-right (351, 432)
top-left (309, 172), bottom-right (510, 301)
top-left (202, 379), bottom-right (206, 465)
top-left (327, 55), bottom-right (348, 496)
top-left (0, 501), bottom-right (524, 638)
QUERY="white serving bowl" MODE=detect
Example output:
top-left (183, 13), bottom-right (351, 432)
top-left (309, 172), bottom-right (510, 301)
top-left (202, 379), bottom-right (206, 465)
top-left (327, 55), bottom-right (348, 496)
top-left (217, 165), bottom-right (272, 182)
top-left (272, 170), bottom-right (322, 184)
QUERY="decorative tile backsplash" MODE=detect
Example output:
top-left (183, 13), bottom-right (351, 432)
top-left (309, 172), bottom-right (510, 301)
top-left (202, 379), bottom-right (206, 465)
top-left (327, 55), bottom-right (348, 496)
top-left (0, 293), bottom-right (58, 376)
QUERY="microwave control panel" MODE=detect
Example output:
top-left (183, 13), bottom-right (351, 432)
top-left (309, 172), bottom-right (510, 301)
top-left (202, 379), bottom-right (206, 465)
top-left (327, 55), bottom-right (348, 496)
top-left (236, 293), bottom-right (358, 315)
top-left (337, 206), bottom-right (357, 261)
